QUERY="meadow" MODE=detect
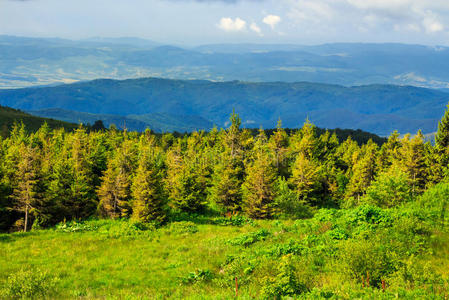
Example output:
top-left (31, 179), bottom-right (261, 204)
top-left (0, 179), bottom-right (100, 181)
top-left (1, 201), bottom-right (448, 299)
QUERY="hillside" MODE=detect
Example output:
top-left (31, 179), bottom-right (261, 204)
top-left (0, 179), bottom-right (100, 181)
top-left (0, 105), bottom-right (78, 135)
top-left (27, 108), bottom-right (214, 133)
top-left (2, 36), bottom-right (449, 89)
top-left (1, 78), bottom-right (448, 135)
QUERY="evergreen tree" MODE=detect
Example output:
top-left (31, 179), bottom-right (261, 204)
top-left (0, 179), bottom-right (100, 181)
top-left (12, 144), bottom-right (39, 232)
top-left (268, 119), bottom-right (289, 176)
top-left (97, 140), bottom-right (135, 218)
top-left (396, 132), bottom-right (427, 195)
top-left (242, 150), bottom-right (277, 219)
top-left (209, 113), bottom-right (245, 212)
top-left (345, 140), bottom-right (378, 205)
top-left (435, 103), bottom-right (449, 180)
top-left (131, 147), bottom-right (166, 224)
top-left (165, 146), bottom-right (207, 212)
top-left (289, 153), bottom-right (323, 206)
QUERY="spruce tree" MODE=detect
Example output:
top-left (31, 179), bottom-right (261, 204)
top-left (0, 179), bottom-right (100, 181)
top-left (97, 140), bottom-right (135, 218)
top-left (209, 113), bottom-right (245, 212)
top-left (165, 146), bottom-right (207, 212)
top-left (269, 119), bottom-right (289, 176)
top-left (436, 103), bottom-right (449, 151)
top-left (242, 150), bottom-right (277, 219)
top-left (397, 132), bottom-right (427, 195)
top-left (12, 144), bottom-right (39, 232)
top-left (435, 103), bottom-right (449, 180)
top-left (289, 153), bottom-right (323, 206)
top-left (131, 149), bottom-right (166, 224)
top-left (345, 140), bottom-right (378, 205)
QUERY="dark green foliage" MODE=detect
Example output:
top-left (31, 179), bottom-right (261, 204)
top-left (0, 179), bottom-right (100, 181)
top-left (0, 107), bottom-right (449, 233)
top-left (0, 105), bottom-right (78, 136)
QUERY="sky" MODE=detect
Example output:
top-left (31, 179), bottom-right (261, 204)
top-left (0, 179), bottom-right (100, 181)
top-left (1, 0), bottom-right (449, 46)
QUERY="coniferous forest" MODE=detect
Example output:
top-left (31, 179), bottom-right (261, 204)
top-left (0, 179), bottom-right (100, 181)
top-left (1, 108), bottom-right (449, 298)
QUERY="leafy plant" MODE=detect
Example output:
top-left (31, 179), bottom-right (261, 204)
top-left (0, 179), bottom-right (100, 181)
top-left (1, 268), bottom-right (59, 299)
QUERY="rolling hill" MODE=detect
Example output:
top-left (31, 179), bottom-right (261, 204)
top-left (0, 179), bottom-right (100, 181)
top-left (2, 35), bottom-right (449, 90)
top-left (1, 78), bottom-right (448, 136)
top-left (0, 105), bottom-right (78, 135)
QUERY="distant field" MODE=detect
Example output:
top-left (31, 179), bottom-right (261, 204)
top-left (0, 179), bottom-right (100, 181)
top-left (1, 207), bottom-right (448, 299)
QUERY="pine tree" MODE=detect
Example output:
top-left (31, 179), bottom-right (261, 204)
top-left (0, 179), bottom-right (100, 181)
top-left (242, 151), bottom-right (277, 219)
top-left (97, 140), bottom-right (135, 218)
top-left (377, 131), bottom-right (400, 172)
top-left (289, 153), bottom-right (323, 206)
top-left (436, 103), bottom-right (449, 151)
top-left (345, 140), bottom-right (378, 205)
top-left (165, 146), bottom-right (207, 212)
top-left (12, 144), bottom-right (39, 232)
top-left (435, 103), bottom-right (449, 180)
top-left (225, 111), bottom-right (242, 159)
top-left (269, 119), bottom-right (289, 176)
top-left (396, 132), bottom-right (427, 195)
top-left (209, 113), bottom-right (245, 212)
top-left (131, 148), bottom-right (166, 224)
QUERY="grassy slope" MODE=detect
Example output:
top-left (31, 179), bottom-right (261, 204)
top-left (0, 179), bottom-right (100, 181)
top-left (0, 105), bottom-right (78, 133)
top-left (0, 210), bottom-right (448, 299)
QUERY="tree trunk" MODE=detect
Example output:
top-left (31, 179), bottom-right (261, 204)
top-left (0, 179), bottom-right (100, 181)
top-left (24, 204), bottom-right (28, 232)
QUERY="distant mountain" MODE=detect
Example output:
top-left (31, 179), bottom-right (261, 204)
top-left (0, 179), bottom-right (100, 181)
top-left (1, 77), bottom-right (448, 136)
top-left (27, 108), bottom-right (213, 133)
top-left (0, 105), bottom-right (78, 134)
top-left (2, 36), bottom-right (449, 89)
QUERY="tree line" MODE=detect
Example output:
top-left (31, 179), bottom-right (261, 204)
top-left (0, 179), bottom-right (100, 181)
top-left (1, 108), bottom-right (449, 232)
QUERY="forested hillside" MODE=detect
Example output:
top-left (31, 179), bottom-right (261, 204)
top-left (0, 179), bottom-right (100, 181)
top-left (1, 107), bottom-right (449, 298)
top-left (1, 77), bottom-right (448, 135)
top-left (0, 105), bottom-right (78, 137)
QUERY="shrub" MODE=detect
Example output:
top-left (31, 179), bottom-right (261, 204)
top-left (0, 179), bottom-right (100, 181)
top-left (338, 239), bottom-right (397, 288)
top-left (213, 215), bottom-right (254, 227)
top-left (167, 221), bottom-right (198, 235)
top-left (180, 269), bottom-right (213, 285)
top-left (275, 177), bottom-right (313, 219)
top-left (1, 268), bottom-right (59, 299)
top-left (261, 254), bottom-right (307, 299)
top-left (55, 220), bottom-right (97, 233)
top-left (419, 182), bottom-right (449, 227)
top-left (228, 229), bottom-right (271, 247)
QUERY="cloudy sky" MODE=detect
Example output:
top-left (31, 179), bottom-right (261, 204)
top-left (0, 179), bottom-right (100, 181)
top-left (1, 0), bottom-right (449, 45)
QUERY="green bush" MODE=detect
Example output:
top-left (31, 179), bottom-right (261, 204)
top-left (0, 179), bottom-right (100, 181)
top-left (167, 221), bottom-right (199, 235)
top-left (363, 169), bottom-right (412, 208)
top-left (1, 268), bottom-right (59, 299)
top-left (180, 269), bottom-right (213, 285)
top-left (275, 177), bottom-right (313, 219)
top-left (261, 254), bottom-right (307, 299)
top-left (228, 229), bottom-right (271, 247)
top-left (419, 182), bottom-right (449, 227)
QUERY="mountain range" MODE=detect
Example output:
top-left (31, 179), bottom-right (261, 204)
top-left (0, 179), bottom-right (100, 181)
top-left (2, 35), bottom-right (449, 90)
top-left (1, 77), bottom-right (448, 136)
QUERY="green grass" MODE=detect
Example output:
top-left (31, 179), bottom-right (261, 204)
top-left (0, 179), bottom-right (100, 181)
top-left (0, 208), bottom-right (448, 299)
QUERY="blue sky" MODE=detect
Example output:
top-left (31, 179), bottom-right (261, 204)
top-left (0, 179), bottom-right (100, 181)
top-left (1, 0), bottom-right (449, 45)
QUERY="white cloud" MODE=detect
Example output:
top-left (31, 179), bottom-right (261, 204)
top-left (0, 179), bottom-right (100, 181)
top-left (250, 22), bottom-right (263, 36)
top-left (217, 17), bottom-right (247, 32)
top-left (285, 0), bottom-right (449, 38)
top-left (423, 18), bottom-right (444, 33)
top-left (263, 14), bottom-right (281, 29)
